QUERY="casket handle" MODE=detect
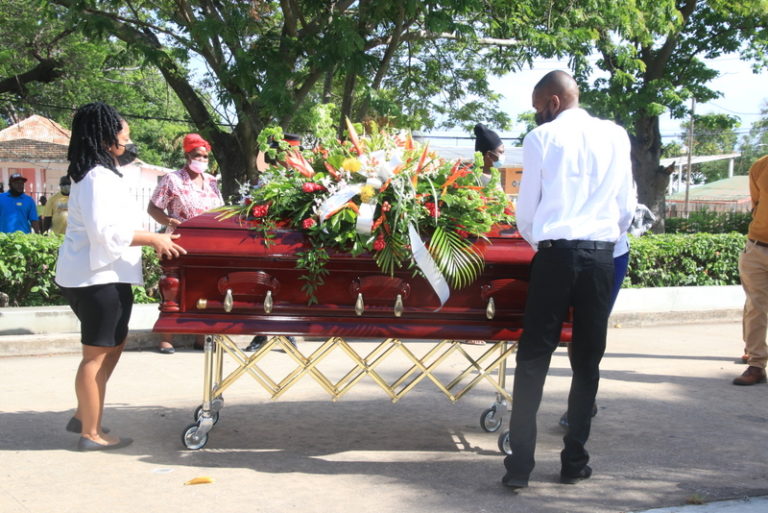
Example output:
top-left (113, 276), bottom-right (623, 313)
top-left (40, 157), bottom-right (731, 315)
top-left (223, 289), bottom-right (233, 313)
top-left (486, 297), bottom-right (496, 320)
top-left (394, 294), bottom-right (404, 317)
top-left (264, 290), bottom-right (273, 314)
top-left (355, 293), bottom-right (365, 316)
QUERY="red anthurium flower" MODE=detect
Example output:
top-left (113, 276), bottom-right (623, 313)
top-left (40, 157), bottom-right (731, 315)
top-left (302, 218), bottom-right (317, 229)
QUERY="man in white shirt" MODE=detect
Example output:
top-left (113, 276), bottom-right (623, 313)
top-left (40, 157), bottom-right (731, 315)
top-left (502, 71), bottom-right (636, 489)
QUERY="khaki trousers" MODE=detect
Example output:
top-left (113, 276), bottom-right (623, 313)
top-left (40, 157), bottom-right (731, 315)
top-left (739, 241), bottom-right (768, 369)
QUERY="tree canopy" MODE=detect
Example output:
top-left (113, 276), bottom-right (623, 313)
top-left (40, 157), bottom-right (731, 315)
top-left (45, 0), bottom-right (541, 195)
top-left (509, 0), bottom-right (768, 227)
top-left (0, 0), bottom-right (194, 167)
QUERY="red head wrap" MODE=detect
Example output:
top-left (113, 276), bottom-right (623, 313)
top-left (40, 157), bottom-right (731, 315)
top-left (183, 133), bottom-right (212, 153)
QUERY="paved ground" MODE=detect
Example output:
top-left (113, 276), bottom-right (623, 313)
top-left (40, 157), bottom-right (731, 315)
top-left (1, 322), bottom-right (767, 513)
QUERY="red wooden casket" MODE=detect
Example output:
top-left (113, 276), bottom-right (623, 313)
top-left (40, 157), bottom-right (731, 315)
top-left (153, 212), bottom-right (566, 342)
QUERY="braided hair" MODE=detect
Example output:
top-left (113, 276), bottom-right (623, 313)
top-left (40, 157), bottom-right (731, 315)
top-left (67, 102), bottom-right (125, 183)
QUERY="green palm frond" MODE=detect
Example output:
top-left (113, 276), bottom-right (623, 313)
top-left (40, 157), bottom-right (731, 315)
top-left (428, 226), bottom-right (484, 289)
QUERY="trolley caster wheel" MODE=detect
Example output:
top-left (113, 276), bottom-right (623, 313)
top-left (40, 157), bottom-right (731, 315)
top-left (480, 406), bottom-right (503, 432)
top-left (212, 396), bottom-right (224, 412)
top-left (498, 430), bottom-right (512, 455)
top-left (193, 406), bottom-right (220, 425)
top-left (182, 423), bottom-right (209, 450)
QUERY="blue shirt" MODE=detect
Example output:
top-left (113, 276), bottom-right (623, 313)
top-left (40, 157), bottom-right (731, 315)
top-left (0, 191), bottom-right (39, 233)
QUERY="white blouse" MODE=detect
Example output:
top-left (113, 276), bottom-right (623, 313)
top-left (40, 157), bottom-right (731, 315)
top-left (55, 166), bottom-right (143, 287)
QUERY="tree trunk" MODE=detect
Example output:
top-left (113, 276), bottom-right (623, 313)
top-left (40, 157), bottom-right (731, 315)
top-left (632, 114), bottom-right (669, 232)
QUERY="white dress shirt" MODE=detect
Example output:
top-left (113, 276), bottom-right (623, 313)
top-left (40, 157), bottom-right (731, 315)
top-left (55, 166), bottom-right (143, 287)
top-left (516, 108), bottom-right (637, 250)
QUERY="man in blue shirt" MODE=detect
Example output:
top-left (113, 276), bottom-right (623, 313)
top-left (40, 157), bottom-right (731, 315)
top-left (0, 173), bottom-right (41, 233)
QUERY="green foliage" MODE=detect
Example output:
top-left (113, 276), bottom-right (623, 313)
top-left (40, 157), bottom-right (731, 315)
top-left (0, 233), bottom-right (65, 306)
top-left (666, 211), bottom-right (751, 234)
top-left (625, 232), bottom-right (744, 287)
top-left (0, 0), bottom-right (193, 168)
top-left (0, 233), bottom-right (161, 306)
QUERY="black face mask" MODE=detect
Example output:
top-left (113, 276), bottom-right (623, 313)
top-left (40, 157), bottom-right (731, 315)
top-left (117, 143), bottom-right (139, 166)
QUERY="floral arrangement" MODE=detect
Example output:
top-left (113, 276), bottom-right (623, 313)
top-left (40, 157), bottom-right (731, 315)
top-left (218, 119), bottom-right (514, 304)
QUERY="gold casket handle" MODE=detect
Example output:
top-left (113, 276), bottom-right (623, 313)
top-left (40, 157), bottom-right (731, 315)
top-left (223, 289), bottom-right (233, 313)
top-left (394, 294), bottom-right (404, 317)
top-left (355, 293), bottom-right (364, 316)
top-left (264, 290), bottom-right (273, 314)
top-left (486, 297), bottom-right (496, 320)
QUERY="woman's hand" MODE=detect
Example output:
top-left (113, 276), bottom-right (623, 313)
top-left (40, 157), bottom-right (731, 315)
top-left (152, 233), bottom-right (187, 260)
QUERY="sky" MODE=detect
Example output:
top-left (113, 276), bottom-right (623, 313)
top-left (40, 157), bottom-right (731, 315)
top-left (426, 54), bottom-right (768, 146)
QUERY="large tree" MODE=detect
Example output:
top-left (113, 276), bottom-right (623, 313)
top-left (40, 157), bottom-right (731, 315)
top-left (48, 0), bottom-right (534, 196)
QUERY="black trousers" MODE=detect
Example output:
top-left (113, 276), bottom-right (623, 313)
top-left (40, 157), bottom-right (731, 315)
top-left (504, 245), bottom-right (614, 478)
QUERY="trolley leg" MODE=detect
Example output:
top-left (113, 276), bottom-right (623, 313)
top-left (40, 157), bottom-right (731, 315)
top-left (479, 341), bottom-right (509, 432)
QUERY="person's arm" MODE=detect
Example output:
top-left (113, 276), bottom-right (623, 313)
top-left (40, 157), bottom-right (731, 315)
top-left (131, 231), bottom-right (186, 260)
top-left (614, 130), bottom-right (637, 235)
top-left (147, 201), bottom-right (181, 230)
top-left (517, 132), bottom-right (543, 248)
top-left (28, 197), bottom-right (41, 234)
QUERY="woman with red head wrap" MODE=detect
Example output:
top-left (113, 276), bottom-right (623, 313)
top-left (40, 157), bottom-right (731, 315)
top-left (148, 133), bottom-right (223, 353)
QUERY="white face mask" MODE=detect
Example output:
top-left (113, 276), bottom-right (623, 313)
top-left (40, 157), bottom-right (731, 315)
top-left (188, 159), bottom-right (208, 174)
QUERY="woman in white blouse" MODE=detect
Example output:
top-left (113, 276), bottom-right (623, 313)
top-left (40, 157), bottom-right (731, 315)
top-left (56, 102), bottom-right (185, 451)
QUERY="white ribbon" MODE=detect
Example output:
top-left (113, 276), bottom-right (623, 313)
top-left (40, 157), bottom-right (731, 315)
top-left (408, 223), bottom-right (450, 310)
top-left (318, 184), bottom-right (361, 221)
top-left (356, 201), bottom-right (377, 235)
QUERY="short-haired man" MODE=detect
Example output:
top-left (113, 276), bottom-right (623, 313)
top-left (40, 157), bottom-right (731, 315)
top-left (734, 155), bottom-right (768, 386)
top-left (0, 173), bottom-right (41, 234)
top-left (502, 71), bottom-right (636, 489)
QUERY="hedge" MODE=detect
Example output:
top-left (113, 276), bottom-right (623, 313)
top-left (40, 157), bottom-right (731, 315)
top-left (0, 233), bottom-right (161, 307)
top-left (0, 231), bottom-right (748, 307)
top-left (665, 211), bottom-right (750, 234)
top-left (625, 232), bottom-right (744, 288)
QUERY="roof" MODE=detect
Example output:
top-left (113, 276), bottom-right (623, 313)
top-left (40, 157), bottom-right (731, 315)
top-left (667, 175), bottom-right (750, 202)
top-left (0, 138), bottom-right (68, 162)
top-left (0, 115), bottom-right (71, 145)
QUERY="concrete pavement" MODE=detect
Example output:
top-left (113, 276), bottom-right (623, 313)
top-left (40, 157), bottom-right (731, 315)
top-left (1, 321), bottom-right (766, 513)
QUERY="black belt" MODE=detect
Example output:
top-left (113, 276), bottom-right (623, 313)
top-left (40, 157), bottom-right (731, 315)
top-left (538, 239), bottom-right (615, 251)
top-left (749, 238), bottom-right (768, 248)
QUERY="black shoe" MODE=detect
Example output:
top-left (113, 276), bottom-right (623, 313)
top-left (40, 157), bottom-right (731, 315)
top-left (77, 436), bottom-right (133, 452)
top-left (66, 417), bottom-right (110, 434)
top-left (245, 335), bottom-right (267, 352)
top-left (501, 473), bottom-right (529, 490)
top-left (560, 465), bottom-right (592, 484)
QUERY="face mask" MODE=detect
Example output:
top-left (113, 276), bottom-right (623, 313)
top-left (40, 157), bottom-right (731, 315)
top-left (492, 154), bottom-right (506, 168)
top-left (60, 185), bottom-right (71, 196)
top-left (117, 143), bottom-right (139, 166)
top-left (188, 159), bottom-right (208, 174)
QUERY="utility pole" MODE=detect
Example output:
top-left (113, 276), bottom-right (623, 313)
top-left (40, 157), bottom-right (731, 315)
top-left (683, 98), bottom-right (695, 217)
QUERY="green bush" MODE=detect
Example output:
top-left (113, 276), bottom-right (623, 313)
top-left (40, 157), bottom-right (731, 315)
top-left (0, 232), bottom-right (161, 306)
top-left (626, 232), bottom-right (744, 287)
top-left (0, 233), bottom-right (65, 306)
top-left (665, 210), bottom-right (750, 234)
